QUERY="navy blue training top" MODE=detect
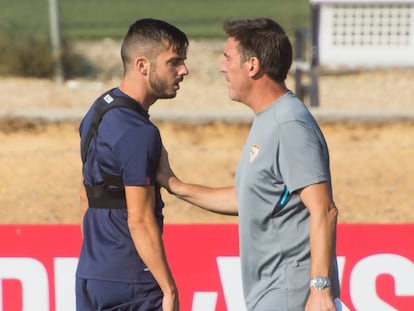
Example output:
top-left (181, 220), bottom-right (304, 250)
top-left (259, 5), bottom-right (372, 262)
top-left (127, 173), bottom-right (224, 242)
top-left (76, 88), bottom-right (164, 283)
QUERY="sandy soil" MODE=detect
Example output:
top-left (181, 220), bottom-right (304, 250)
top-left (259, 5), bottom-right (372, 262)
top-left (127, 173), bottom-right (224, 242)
top-left (1, 39), bottom-right (413, 224)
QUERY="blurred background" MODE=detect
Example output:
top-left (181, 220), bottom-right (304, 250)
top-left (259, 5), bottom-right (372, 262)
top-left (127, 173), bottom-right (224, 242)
top-left (0, 0), bottom-right (309, 79)
top-left (0, 0), bottom-right (413, 224)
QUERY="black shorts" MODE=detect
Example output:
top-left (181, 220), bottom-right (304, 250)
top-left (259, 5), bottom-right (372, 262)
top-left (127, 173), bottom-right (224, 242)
top-left (76, 277), bottom-right (162, 311)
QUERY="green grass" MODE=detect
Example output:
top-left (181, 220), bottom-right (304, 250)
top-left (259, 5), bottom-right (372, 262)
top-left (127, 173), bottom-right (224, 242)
top-left (0, 0), bottom-right (311, 39)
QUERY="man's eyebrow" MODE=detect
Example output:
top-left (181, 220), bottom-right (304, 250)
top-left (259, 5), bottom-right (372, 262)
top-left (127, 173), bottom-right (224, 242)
top-left (167, 56), bottom-right (186, 63)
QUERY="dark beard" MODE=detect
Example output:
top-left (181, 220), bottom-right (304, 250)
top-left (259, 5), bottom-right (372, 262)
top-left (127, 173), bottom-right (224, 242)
top-left (149, 69), bottom-right (176, 99)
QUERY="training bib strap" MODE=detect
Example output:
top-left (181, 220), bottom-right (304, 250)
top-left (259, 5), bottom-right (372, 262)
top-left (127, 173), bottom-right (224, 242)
top-left (85, 184), bottom-right (127, 209)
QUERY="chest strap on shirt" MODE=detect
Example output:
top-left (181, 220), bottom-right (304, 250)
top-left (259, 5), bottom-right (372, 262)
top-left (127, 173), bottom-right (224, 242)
top-left (86, 167), bottom-right (127, 209)
top-left (86, 184), bottom-right (127, 209)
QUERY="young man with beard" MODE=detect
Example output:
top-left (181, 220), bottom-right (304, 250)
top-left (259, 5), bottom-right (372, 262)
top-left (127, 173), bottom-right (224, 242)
top-left (76, 18), bottom-right (188, 311)
top-left (158, 18), bottom-right (341, 311)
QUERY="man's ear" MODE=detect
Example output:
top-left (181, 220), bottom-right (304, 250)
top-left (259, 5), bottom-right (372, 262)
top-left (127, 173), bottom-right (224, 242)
top-left (135, 56), bottom-right (150, 75)
top-left (247, 57), bottom-right (261, 78)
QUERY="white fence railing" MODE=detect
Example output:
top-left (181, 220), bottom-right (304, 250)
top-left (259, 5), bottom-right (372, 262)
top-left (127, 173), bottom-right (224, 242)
top-left (310, 0), bottom-right (414, 69)
top-left (294, 0), bottom-right (414, 107)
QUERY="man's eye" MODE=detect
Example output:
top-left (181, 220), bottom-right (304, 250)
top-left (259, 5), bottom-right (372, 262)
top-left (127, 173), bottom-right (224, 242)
top-left (170, 59), bottom-right (184, 66)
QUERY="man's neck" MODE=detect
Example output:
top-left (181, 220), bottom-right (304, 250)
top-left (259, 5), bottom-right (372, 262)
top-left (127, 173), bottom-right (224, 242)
top-left (118, 79), bottom-right (156, 111)
top-left (246, 80), bottom-right (289, 114)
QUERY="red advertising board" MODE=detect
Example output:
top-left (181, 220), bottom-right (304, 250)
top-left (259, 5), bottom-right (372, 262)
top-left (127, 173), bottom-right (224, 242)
top-left (0, 224), bottom-right (413, 310)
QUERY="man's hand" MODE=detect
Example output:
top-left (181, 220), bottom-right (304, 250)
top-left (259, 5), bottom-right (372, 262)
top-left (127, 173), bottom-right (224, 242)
top-left (162, 288), bottom-right (179, 311)
top-left (305, 288), bottom-right (336, 311)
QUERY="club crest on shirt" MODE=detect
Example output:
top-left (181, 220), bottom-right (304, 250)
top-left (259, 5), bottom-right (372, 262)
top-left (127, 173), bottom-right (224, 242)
top-left (249, 144), bottom-right (261, 163)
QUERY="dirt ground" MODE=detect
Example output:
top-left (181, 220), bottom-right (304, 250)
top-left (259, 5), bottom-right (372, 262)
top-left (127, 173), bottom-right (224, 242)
top-left (1, 39), bottom-right (413, 224)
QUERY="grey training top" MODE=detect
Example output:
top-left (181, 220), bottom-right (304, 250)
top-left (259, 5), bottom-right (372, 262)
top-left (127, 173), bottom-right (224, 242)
top-left (235, 91), bottom-right (340, 310)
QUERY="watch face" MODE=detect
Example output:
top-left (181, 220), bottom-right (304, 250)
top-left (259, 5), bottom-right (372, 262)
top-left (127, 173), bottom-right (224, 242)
top-left (311, 277), bottom-right (330, 289)
top-left (315, 278), bottom-right (326, 287)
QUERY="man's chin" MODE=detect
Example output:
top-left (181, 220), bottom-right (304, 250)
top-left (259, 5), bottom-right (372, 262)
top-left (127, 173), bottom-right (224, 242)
top-left (158, 93), bottom-right (177, 99)
top-left (228, 93), bottom-right (240, 102)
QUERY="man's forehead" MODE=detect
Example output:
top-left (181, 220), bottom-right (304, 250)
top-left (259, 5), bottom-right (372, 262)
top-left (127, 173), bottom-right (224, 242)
top-left (226, 37), bottom-right (238, 46)
top-left (224, 37), bottom-right (240, 55)
top-left (158, 46), bottom-right (186, 60)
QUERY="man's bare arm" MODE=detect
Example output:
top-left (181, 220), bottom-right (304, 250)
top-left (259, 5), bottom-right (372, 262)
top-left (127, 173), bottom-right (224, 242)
top-left (125, 185), bottom-right (178, 311)
top-left (300, 182), bottom-right (338, 311)
top-left (170, 178), bottom-right (238, 215)
top-left (157, 145), bottom-right (238, 215)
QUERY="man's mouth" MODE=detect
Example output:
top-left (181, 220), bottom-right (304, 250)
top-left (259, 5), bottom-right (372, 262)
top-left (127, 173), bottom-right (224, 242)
top-left (174, 78), bottom-right (183, 90)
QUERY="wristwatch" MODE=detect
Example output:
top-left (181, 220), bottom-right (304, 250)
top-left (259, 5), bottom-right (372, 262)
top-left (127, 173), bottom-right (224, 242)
top-left (310, 276), bottom-right (331, 290)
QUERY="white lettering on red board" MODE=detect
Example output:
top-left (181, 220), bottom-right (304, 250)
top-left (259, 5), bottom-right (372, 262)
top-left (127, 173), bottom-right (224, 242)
top-left (0, 257), bottom-right (77, 311)
top-left (192, 257), bottom-right (349, 311)
top-left (54, 258), bottom-right (78, 311)
top-left (350, 254), bottom-right (414, 311)
top-left (0, 258), bottom-right (49, 310)
top-left (0, 255), bottom-right (413, 310)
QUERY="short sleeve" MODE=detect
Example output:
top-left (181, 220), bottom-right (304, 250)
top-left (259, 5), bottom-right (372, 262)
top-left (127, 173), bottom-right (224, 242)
top-left (277, 121), bottom-right (330, 192)
top-left (113, 125), bottom-right (162, 186)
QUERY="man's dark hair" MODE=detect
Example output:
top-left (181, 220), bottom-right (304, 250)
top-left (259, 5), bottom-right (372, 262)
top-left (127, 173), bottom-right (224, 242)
top-left (223, 18), bottom-right (292, 82)
top-left (121, 18), bottom-right (188, 68)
